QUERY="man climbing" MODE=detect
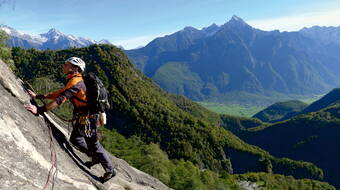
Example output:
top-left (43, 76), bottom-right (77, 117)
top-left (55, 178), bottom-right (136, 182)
top-left (24, 57), bottom-right (115, 183)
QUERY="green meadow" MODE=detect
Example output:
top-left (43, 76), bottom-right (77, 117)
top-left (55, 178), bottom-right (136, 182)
top-left (197, 102), bottom-right (265, 117)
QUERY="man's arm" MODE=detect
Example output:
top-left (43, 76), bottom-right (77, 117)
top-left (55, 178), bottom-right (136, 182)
top-left (45, 101), bottom-right (59, 111)
top-left (25, 79), bottom-right (81, 115)
top-left (24, 101), bottom-right (59, 115)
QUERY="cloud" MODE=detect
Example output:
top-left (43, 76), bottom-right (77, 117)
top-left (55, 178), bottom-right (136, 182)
top-left (248, 9), bottom-right (340, 32)
top-left (111, 32), bottom-right (173, 50)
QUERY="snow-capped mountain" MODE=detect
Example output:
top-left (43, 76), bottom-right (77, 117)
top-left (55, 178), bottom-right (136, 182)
top-left (0, 25), bottom-right (111, 50)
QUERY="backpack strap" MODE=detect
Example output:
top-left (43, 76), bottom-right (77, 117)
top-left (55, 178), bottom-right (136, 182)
top-left (72, 95), bottom-right (87, 103)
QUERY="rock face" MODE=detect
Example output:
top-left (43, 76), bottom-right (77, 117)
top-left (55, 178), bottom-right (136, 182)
top-left (0, 59), bottom-right (170, 190)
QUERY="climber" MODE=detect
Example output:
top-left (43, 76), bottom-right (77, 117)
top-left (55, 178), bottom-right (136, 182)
top-left (24, 57), bottom-right (115, 183)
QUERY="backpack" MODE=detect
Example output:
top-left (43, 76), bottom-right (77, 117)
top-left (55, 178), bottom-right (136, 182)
top-left (83, 72), bottom-right (110, 113)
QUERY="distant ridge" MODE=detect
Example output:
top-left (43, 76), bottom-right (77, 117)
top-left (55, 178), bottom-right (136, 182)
top-left (0, 25), bottom-right (111, 50)
top-left (253, 100), bottom-right (308, 122)
top-left (301, 88), bottom-right (340, 114)
top-left (251, 87), bottom-right (340, 122)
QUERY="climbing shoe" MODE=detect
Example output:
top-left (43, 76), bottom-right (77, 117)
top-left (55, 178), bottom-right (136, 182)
top-left (84, 156), bottom-right (100, 169)
top-left (100, 170), bottom-right (116, 183)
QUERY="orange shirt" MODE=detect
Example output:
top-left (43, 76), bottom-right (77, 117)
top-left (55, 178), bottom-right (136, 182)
top-left (45, 73), bottom-right (87, 109)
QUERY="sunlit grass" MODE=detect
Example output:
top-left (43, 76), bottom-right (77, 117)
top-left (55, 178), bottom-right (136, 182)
top-left (197, 102), bottom-right (265, 117)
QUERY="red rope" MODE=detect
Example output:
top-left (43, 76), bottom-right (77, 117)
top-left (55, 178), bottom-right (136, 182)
top-left (42, 122), bottom-right (58, 190)
top-left (23, 82), bottom-right (59, 190)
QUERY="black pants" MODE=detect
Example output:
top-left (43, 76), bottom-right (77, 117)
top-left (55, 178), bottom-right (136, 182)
top-left (70, 115), bottom-right (113, 173)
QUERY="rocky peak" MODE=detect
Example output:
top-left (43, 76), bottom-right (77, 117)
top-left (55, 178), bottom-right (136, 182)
top-left (0, 24), bottom-right (28, 37)
top-left (40, 28), bottom-right (66, 42)
top-left (182, 26), bottom-right (198, 32)
top-left (180, 26), bottom-right (201, 36)
top-left (224, 15), bottom-right (252, 29)
top-left (44, 28), bottom-right (64, 36)
top-left (201, 23), bottom-right (220, 37)
top-left (0, 24), bottom-right (13, 34)
top-left (231, 15), bottom-right (244, 22)
top-left (98, 39), bottom-right (112, 44)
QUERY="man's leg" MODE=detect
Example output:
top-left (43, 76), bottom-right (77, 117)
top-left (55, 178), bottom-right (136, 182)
top-left (86, 135), bottom-right (114, 173)
top-left (86, 116), bottom-right (115, 182)
top-left (87, 136), bottom-right (115, 183)
top-left (69, 124), bottom-right (90, 156)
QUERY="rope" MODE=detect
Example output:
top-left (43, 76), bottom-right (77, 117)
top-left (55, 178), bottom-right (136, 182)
top-left (23, 81), bottom-right (59, 190)
top-left (42, 122), bottom-right (58, 190)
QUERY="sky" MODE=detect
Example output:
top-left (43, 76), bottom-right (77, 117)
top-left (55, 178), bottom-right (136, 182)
top-left (1, 0), bottom-right (340, 49)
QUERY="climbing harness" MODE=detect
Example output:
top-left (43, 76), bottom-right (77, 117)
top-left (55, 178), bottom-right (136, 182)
top-left (77, 115), bottom-right (93, 137)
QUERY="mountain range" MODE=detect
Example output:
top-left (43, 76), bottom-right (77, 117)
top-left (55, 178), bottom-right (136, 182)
top-left (0, 25), bottom-right (111, 49)
top-left (126, 15), bottom-right (340, 105)
top-left (3, 17), bottom-right (340, 105)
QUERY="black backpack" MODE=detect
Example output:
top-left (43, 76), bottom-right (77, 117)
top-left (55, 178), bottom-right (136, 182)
top-left (83, 72), bottom-right (110, 113)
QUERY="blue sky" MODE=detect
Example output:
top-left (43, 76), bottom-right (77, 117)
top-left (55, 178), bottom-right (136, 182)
top-left (1, 0), bottom-right (340, 49)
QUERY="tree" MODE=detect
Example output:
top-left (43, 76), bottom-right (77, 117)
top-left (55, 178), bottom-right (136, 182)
top-left (0, 30), bottom-right (14, 67)
top-left (0, 29), bottom-right (8, 45)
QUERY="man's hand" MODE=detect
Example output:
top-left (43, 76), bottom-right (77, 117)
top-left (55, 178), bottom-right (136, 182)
top-left (24, 101), bottom-right (57, 115)
top-left (27, 89), bottom-right (37, 98)
top-left (27, 89), bottom-right (45, 99)
top-left (24, 104), bottom-right (38, 114)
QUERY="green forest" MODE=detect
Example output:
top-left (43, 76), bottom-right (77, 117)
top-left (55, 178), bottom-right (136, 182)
top-left (0, 30), bottom-right (335, 189)
top-left (238, 101), bottom-right (340, 188)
